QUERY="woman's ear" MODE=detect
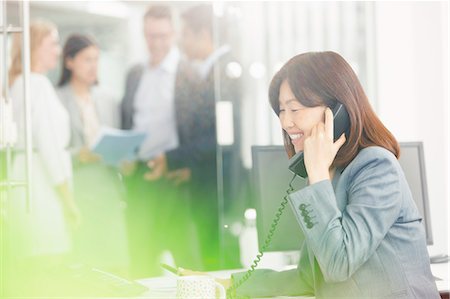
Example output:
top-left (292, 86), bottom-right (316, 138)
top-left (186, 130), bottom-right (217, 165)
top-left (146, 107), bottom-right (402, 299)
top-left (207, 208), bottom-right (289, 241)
top-left (65, 57), bottom-right (74, 71)
top-left (322, 106), bottom-right (328, 122)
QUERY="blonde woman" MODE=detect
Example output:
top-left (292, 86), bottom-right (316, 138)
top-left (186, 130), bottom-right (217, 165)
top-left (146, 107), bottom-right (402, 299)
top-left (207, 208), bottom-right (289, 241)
top-left (8, 19), bottom-right (80, 268)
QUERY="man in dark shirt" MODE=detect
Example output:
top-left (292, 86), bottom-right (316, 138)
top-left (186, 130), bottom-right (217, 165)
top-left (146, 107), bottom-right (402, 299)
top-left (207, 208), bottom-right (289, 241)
top-left (176, 4), bottom-right (245, 270)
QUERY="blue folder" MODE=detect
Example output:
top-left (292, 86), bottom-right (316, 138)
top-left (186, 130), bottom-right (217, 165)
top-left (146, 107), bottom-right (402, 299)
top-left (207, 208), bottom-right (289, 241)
top-left (91, 128), bottom-right (146, 166)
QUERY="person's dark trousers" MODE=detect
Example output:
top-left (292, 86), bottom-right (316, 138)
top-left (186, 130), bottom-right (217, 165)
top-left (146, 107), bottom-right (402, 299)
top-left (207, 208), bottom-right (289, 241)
top-left (189, 173), bottom-right (220, 271)
top-left (123, 162), bottom-right (202, 278)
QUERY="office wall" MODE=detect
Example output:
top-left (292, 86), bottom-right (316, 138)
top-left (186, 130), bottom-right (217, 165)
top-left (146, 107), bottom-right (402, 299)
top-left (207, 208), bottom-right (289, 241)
top-left (29, 2), bottom-right (129, 100)
top-left (375, 1), bottom-right (449, 255)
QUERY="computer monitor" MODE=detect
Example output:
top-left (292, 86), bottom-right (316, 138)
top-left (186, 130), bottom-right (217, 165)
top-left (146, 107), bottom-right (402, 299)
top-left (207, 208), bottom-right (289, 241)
top-left (251, 142), bottom-right (433, 252)
top-left (397, 142), bottom-right (433, 245)
top-left (251, 146), bottom-right (306, 252)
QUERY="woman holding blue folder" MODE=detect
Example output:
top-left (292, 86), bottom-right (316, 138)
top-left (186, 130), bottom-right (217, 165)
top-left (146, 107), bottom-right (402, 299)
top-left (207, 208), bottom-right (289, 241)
top-left (57, 34), bottom-right (129, 275)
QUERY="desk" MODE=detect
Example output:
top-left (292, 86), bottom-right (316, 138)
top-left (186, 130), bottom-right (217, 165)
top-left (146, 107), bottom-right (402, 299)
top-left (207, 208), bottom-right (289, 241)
top-left (137, 263), bottom-right (449, 298)
top-left (432, 262), bottom-right (450, 299)
top-left (137, 269), bottom-right (313, 299)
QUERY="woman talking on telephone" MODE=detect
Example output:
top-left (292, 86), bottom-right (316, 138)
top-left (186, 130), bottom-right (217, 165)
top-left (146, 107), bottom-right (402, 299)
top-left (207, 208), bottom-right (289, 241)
top-left (183, 52), bottom-right (439, 299)
top-left (231, 52), bottom-right (440, 298)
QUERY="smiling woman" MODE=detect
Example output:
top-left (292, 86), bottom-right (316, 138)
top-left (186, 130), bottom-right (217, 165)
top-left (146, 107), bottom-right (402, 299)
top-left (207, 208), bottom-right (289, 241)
top-left (278, 87), bottom-right (327, 153)
top-left (226, 51), bottom-right (441, 299)
top-left (269, 51), bottom-right (399, 168)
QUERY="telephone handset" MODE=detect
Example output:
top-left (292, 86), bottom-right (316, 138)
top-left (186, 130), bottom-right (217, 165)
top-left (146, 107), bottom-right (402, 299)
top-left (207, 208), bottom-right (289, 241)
top-left (288, 102), bottom-right (350, 178)
top-left (227, 103), bottom-right (350, 299)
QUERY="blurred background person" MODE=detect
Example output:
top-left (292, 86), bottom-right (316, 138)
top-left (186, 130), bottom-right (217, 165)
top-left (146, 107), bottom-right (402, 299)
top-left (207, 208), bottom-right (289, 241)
top-left (175, 4), bottom-right (246, 269)
top-left (57, 34), bottom-right (129, 276)
top-left (8, 19), bottom-right (80, 287)
top-left (120, 5), bottom-right (201, 278)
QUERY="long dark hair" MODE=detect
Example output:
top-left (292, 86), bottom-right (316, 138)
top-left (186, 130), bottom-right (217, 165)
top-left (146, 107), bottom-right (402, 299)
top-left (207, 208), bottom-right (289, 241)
top-left (58, 33), bottom-right (97, 87)
top-left (268, 51), bottom-right (399, 168)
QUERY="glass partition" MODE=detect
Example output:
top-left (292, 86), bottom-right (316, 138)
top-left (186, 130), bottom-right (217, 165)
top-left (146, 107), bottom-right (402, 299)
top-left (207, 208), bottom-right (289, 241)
top-left (1, 1), bottom-right (375, 297)
top-left (213, 1), bottom-right (375, 269)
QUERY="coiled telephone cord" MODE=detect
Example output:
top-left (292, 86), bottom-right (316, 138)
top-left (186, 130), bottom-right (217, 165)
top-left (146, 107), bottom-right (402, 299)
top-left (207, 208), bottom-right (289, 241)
top-left (227, 174), bottom-right (298, 299)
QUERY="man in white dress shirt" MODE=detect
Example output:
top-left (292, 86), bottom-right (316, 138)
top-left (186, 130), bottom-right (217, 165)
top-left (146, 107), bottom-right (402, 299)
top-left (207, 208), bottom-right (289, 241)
top-left (120, 5), bottom-right (201, 278)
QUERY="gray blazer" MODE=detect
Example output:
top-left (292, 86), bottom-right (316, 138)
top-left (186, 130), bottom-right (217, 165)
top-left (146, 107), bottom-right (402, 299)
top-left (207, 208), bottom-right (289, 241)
top-left (57, 84), bottom-right (119, 153)
top-left (233, 146), bottom-right (439, 299)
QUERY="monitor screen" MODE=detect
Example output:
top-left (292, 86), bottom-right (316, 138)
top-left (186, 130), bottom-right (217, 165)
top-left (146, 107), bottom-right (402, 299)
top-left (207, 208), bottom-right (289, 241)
top-left (251, 146), bottom-right (306, 252)
top-left (251, 142), bottom-right (432, 252)
top-left (397, 142), bottom-right (433, 245)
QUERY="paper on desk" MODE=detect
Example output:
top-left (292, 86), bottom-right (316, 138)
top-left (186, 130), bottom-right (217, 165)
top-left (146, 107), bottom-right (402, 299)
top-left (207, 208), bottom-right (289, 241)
top-left (91, 127), bottom-right (146, 166)
top-left (137, 277), bottom-right (176, 298)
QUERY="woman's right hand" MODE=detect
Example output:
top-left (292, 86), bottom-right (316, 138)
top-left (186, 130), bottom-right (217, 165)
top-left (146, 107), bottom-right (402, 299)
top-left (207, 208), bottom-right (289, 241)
top-left (119, 160), bottom-right (137, 176)
top-left (78, 146), bottom-right (101, 164)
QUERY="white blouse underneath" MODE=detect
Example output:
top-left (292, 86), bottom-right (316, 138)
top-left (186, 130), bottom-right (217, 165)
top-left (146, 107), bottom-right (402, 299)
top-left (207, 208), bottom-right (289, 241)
top-left (9, 73), bottom-right (72, 257)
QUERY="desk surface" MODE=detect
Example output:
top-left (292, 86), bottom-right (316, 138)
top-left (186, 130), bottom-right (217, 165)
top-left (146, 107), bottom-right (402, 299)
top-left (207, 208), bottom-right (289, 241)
top-left (432, 262), bottom-right (450, 293)
top-left (137, 263), bottom-right (449, 298)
